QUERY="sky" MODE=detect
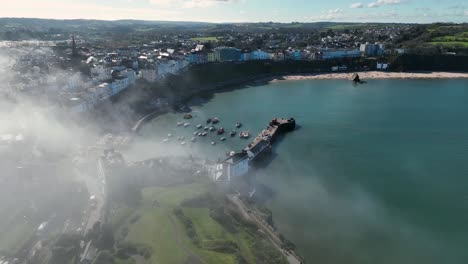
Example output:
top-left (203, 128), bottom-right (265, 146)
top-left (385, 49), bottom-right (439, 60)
top-left (1, 0), bottom-right (468, 23)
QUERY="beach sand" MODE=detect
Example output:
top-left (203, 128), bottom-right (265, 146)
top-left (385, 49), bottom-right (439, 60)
top-left (274, 71), bottom-right (468, 82)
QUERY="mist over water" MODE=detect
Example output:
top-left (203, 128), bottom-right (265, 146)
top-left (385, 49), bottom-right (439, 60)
top-left (138, 78), bottom-right (468, 264)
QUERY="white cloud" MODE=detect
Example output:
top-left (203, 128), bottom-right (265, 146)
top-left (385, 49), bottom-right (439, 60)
top-left (148, 0), bottom-right (173, 6)
top-left (350, 3), bottom-right (364, 8)
top-left (182, 0), bottom-right (240, 8)
top-left (368, 0), bottom-right (401, 8)
top-left (149, 0), bottom-right (240, 8)
top-left (329, 8), bottom-right (343, 14)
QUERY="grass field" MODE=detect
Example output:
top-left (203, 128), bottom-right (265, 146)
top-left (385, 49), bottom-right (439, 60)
top-left (429, 41), bottom-right (468, 47)
top-left (191, 36), bottom-right (219, 42)
top-left (427, 30), bottom-right (468, 48)
top-left (110, 179), bottom-right (267, 264)
top-left (0, 222), bottom-right (35, 255)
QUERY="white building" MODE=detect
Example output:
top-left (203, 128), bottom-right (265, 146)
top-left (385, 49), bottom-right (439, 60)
top-left (214, 153), bottom-right (249, 182)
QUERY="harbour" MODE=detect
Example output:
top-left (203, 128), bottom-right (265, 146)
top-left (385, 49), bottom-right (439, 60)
top-left (133, 78), bottom-right (468, 264)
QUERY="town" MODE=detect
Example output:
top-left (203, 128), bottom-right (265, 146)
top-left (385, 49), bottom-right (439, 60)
top-left (5, 20), bottom-right (466, 117)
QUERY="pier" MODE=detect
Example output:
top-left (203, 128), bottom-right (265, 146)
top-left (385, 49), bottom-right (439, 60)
top-left (244, 117), bottom-right (296, 160)
top-left (215, 117), bottom-right (295, 182)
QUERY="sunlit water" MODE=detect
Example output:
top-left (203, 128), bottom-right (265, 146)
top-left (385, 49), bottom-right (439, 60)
top-left (134, 78), bottom-right (468, 264)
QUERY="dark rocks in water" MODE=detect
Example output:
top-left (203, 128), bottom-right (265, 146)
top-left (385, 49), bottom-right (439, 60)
top-left (352, 73), bottom-right (366, 84)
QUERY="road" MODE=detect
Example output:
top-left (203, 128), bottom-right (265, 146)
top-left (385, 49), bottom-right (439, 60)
top-left (227, 194), bottom-right (302, 264)
top-left (76, 158), bottom-right (107, 235)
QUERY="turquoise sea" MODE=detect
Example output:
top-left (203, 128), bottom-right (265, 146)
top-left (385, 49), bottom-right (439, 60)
top-left (134, 78), bottom-right (468, 264)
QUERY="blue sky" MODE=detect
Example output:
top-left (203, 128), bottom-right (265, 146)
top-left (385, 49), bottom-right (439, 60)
top-left (2, 0), bottom-right (468, 23)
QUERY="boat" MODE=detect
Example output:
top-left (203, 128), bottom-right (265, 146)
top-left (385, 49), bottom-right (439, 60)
top-left (193, 131), bottom-right (198, 135)
top-left (162, 139), bottom-right (169, 143)
top-left (209, 126), bottom-right (215, 132)
top-left (183, 113), bottom-right (193, 119)
top-left (168, 133), bottom-right (173, 137)
top-left (191, 137), bottom-right (196, 142)
top-left (230, 130), bottom-right (236, 137)
top-left (204, 126), bottom-right (209, 130)
top-left (212, 117), bottom-right (219, 124)
top-left (211, 141), bottom-right (216, 145)
top-left (239, 131), bottom-right (250, 139)
top-left (201, 132), bottom-right (207, 136)
top-left (235, 122), bottom-right (242, 128)
top-left (206, 118), bottom-right (212, 124)
top-left (180, 141), bottom-right (186, 145)
top-left (176, 121), bottom-right (183, 126)
top-left (217, 127), bottom-right (225, 135)
top-left (197, 132), bottom-right (203, 136)
top-left (220, 137), bottom-right (226, 141)
top-left (183, 123), bottom-right (190, 127)
top-left (229, 151), bottom-right (236, 156)
top-left (196, 124), bottom-right (203, 129)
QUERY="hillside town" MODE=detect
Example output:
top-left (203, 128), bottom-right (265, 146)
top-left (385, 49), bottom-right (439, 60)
top-left (6, 34), bottom-right (391, 115)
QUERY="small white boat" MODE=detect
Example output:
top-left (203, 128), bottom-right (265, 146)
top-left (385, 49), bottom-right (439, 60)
top-left (168, 133), bottom-right (173, 137)
top-left (239, 131), bottom-right (250, 139)
top-left (229, 151), bottom-right (236, 156)
top-left (211, 141), bottom-right (216, 145)
top-left (180, 141), bottom-right (186, 145)
top-left (196, 124), bottom-right (203, 129)
top-left (209, 126), bottom-right (215, 132)
top-left (162, 139), bottom-right (169, 143)
top-left (202, 132), bottom-right (207, 136)
top-left (191, 137), bottom-right (196, 142)
top-left (220, 137), bottom-right (226, 141)
top-left (204, 126), bottom-right (209, 130)
top-left (183, 123), bottom-right (190, 127)
top-left (197, 132), bottom-right (203, 136)
top-left (176, 121), bottom-right (183, 126)
top-left (193, 131), bottom-right (198, 135)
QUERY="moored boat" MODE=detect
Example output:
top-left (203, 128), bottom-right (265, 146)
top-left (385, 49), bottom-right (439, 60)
top-left (217, 127), bottom-right (225, 134)
top-left (196, 124), bottom-right (203, 129)
top-left (209, 126), bottom-right (216, 132)
top-left (239, 131), bottom-right (250, 139)
top-left (220, 137), bottom-right (226, 141)
top-left (183, 123), bottom-right (190, 127)
top-left (201, 132), bottom-right (207, 136)
top-left (176, 121), bottom-right (183, 126)
top-left (230, 130), bottom-right (236, 137)
top-left (206, 118), bottom-right (212, 124)
top-left (211, 141), bottom-right (216, 145)
top-left (235, 122), bottom-right (242, 128)
top-left (212, 117), bottom-right (219, 124)
top-left (183, 113), bottom-right (193, 119)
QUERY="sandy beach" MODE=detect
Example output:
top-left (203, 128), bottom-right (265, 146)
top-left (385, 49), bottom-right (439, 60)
top-left (276, 71), bottom-right (468, 81)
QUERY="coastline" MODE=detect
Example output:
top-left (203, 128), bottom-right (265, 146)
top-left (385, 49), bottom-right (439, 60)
top-left (131, 71), bottom-right (468, 132)
top-left (275, 71), bottom-right (468, 81)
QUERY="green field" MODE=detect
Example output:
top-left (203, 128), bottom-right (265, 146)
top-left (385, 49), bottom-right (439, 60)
top-left (429, 41), bottom-right (468, 47)
top-left (427, 30), bottom-right (468, 48)
top-left (191, 36), bottom-right (219, 42)
top-left (110, 179), bottom-right (284, 264)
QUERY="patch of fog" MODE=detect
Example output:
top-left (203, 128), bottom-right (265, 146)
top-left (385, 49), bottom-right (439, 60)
top-left (262, 172), bottom-right (453, 263)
